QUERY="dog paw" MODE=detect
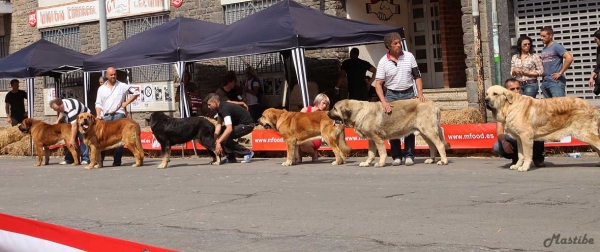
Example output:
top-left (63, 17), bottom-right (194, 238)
top-left (509, 165), bottom-right (519, 170)
top-left (85, 165), bottom-right (94, 169)
top-left (518, 166), bottom-right (530, 172)
top-left (436, 160), bottom-right (448, 165)
top-left (34, 163), bottom-right (41, 167)
top-left (94, 164), bottom-right (101, 169)
top-left (282, 161), bottom-right (293, 166)
top-left (211, 161), bottom-right (220, 165)
top-left (359, 162), bottom-right (371, 167)
top-left (157, 163), bottom-right (167, 169)
top-left (374, 163), bottom-right (386, 168)
top-left (132, 164), bottom-right (141, 167)
top-left (424, 158), bottom-right (434, 164)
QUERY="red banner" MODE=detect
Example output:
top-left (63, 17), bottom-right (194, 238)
top-left (51, 124), bottom-right (589, 151)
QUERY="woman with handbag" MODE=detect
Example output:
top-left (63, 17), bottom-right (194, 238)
top-left (588, 30), bottom-right (600, 93)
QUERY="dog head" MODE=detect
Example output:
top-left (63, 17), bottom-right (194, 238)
top-left (17, 118), bottom-right (35, 134)
top-left (327, 100), bottom-right (353, 125)
top-left (149, 111), bottom-right (169, 129)
top-left (485, 85), bottom-right (518, 114)
top-left (77, 112), bottom-right (96, 134)
top-left (257, 108), bottom-right (286, 130)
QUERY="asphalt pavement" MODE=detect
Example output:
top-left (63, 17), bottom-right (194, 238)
top-left (1, 155), bottom-right (599, 252)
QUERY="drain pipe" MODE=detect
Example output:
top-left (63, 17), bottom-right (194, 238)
top-left (492, 0), bottom-right (501, 85)
top-left (472, 0), bottom-right (487, 121)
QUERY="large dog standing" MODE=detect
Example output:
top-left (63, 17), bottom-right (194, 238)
top-left (18, 118), bottom-right (81, 166)
top-left (77, 113), bottom-right (144, 169)
top-left (327, 99), bottom-right (449, 167)
top-left (485, 85), bottom-right (600, 171)
top-left (149, 112), bottom-right (220, 168)
top-left (258, 108), bottom-right (351, 166)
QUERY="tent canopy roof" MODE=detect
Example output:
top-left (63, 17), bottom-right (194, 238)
top-left (83, 17), bottom-right (227, 71)
top-left (0, 39), bottom-right (91, 79)
top-left (180, 0), bottom-right (405, 62)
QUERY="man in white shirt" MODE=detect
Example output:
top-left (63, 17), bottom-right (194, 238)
top-left (374, 32), bottom-right (426, 167)
top-left (95, 67), bottom-right (140, 166)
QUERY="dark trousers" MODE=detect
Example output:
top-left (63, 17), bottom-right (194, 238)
top-left (493, 135), bottom-right (544, 163)
top-left (385, 88), bottom-right (416, 160)
top-left (100, 113), bottom-right (126, 164)
top-left (220, 124), bottom-right (253, 158)
top-left (248, 104), bottom-right (262, 122)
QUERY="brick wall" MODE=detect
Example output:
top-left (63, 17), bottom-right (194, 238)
top-left (439, 0), bottom-right (467, 88)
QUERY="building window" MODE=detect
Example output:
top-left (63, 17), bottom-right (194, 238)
top-left (123, 14), bottom-right (171, 83)
top-left (41, 26), bottom-right (82, 88)
top-left (222, 0), bottom-right (284, 74)
top-left (0, 36), bottom-right (9, 90)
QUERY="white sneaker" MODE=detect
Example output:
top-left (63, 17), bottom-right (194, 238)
top-left (81, 161), bottom-right (89, 165)
top-left (59, 161), bottom-right (68, 165)
top-left (405, 158), bottom-right (414, 166)
top-left (392, 158), bottom-right (402, 166)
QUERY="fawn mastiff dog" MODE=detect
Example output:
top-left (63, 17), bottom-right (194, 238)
top-left (485, 85), bottom-right (600, 171)
top-left (18, 118), bottom-right (81, 166)
top-left (327, 99), bottom-right (450, 167)
top-left (77, 113), bottom-right (144, 169)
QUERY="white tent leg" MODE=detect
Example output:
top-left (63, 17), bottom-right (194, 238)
top-left (174, 61), bottom-right (197, 157)
top-left (291, 48), bottom-right (310, 108)
top-left (84, 71), bottom-right (89, 106)
top-left (26, 78), bottom-right (34, 157)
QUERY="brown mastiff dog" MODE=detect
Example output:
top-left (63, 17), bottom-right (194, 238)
top-left (18, 118), bottom-right (81, 166)
top-left (77, 112), bottom-right (144, 169)
top-left (485, 85), bottom-right (600, 171)
top-left (258, 108), bottom-right (351, 166)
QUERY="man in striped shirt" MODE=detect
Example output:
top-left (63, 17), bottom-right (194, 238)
top-left (50, 98), bottom-right (91, 165)
top-left (374, 32), bottom-right (426, 166)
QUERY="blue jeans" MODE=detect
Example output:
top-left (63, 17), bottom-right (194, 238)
top-left (100, 113), bottom-right (127, 164)
top-left (541, 80), bottom-right (566, 98)
top-left (492, 134), bottom-right (544, 163)
top-left (520, 83), bottom-right (539, 98)
top-left (64, 132), bottom-right (90, 163)
top-left (385, 88), bottom-right (415, 161)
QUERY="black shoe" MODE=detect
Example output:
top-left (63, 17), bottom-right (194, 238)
top-left (113, 162), bottom-right (121, 166)
top-left (534, 161), bottom-right (546, 168)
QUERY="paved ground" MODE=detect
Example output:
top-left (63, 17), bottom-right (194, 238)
top-left (1, 155), bottom-right (600, 252)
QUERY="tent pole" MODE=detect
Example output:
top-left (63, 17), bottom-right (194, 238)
top-left (84, 71), bottom-right (88, 106)
top-left (26, 78), bottom-right (34, 157)
top-left (175, 61), bottom-right (197, 157)
top-left (291, 48), bottom-right (310, 108)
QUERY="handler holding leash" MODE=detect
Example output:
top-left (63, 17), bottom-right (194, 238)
top-left (374, 32), bottom-right (425, 167)
top-left (95, 67), bottom-right (139, 166)
top-left (205, 93), bottom-right (254, 164)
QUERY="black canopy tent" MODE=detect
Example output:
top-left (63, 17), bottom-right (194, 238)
top-left (0, 39), bottom-right (91, 120)
top-left (180, 0), bottom-right (406, 107)
top-left (83, 17), bottom-right (227, 119)
top-left (0, 39), bottom-right (91, 155)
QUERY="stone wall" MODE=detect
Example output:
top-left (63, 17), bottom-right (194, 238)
top-left (461, 0), bottom-right (493, 119)
top-left (2, 0), bottom-right (354, 127)
top-left (439, 0), bottom-right (467, 88)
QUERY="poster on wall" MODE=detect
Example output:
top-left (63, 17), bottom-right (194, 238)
top-left (142, 84), bottom-right (153, 103)
top-left (0, 92), bottom-right (6, 117)
top-left (43, 87), bottom-right (85, 116)
top-left (130, 85), bottom-right (142, 110)
top-left (130, 81), bottom-right (176, 112)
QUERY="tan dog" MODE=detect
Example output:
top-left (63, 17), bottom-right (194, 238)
top-left (485, 85), bottom-right (600, 171)
top-left (77, 113), bottom-right (144, 169)
top-left (258, 108), bottom-right (351, 166)
top-left (328, 99), bottom-right (449, 167)
top-left (18, 118), bottom-right (81, 166)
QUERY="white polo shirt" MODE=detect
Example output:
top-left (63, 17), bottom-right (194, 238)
top-left (375, 51), bottom-right (418, 91)
top-left (95, 80), bottom-right (139, 115)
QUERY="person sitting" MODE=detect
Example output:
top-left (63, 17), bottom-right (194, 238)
top-left (296, 93), bottom-right (330, 163)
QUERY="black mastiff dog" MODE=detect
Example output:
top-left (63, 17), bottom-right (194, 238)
top-left (149, 112), bottom-right (220, 168)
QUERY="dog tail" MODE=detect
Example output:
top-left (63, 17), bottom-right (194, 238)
top-left (434, 105), bottom-right (451, 149)
top-left (337, 126), bottom-right (352, 156)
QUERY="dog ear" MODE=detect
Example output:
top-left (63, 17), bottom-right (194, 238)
top-left (90, 115), bottom-right (96, 125)
top-left (504, 90), bottom-right (515, 104)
